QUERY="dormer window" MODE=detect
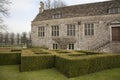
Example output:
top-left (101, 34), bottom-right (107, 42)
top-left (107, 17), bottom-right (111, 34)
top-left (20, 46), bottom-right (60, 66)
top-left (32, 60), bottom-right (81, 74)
top-left (52, 13), bottom-right (62, 19)
top-left (108, 8), bottom-right (120, 14)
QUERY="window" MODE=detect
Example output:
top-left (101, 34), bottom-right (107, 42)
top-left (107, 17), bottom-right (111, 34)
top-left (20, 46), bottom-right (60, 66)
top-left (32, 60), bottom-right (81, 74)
top-left (53, 44), bottom-right (58, 49)
top-left (108, 8), bottom-right (120, 14)
top-left (38, 27), bottom-right (45, 37)
top-left (67, 24), bottom-right (76, 36)
top-left (52, 13), bottom-right (61, 19)
top-left (84, 23), bottom-right (94, 36)
top-left (69, 44), bottom-right (74, 50)
top-left (52, 25), bottom-right (59, 36)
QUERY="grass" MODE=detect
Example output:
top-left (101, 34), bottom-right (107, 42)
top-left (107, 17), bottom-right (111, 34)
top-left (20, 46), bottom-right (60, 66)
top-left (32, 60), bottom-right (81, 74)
top-left (0, 65), bottom-right (120, 80)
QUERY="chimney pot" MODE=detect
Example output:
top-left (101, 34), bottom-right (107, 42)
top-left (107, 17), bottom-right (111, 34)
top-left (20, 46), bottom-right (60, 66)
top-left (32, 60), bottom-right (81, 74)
top-left (40, 1), bottom-right (44, 13)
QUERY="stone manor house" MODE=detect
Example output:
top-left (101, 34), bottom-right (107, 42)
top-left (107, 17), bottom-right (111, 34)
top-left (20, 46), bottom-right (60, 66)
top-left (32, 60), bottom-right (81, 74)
top-left (31, 0), bottom-right (120, 52)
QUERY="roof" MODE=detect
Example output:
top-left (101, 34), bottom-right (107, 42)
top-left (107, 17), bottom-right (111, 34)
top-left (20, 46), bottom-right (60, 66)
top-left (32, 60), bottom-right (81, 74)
top-left (33, 0), bottom-right (120, 22)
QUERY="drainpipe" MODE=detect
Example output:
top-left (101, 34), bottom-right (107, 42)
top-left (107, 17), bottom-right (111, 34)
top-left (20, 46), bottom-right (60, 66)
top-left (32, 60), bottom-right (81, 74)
top-left (78, 21), bottom-right (81, 50)
top-left (46, 24), bottom-right (49, 49)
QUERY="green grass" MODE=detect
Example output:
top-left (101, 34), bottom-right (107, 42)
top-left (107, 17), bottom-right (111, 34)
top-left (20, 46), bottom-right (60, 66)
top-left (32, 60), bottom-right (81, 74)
top-left (0, 65), bottom-right (120, 80)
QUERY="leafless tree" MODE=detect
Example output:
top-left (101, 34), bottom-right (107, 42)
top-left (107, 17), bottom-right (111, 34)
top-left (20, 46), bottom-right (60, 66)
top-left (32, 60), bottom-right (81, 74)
top-left (4, 32), bottom-right (9, 45)
top-left (0, 32), bottom-right (32, 47)
top-left (0, 32), bottom-right (3, 44)
top-left (29, 32), bottom-right (32, 43)
top-left (16, 33), bottom-right (20, 45)
top-left (21, 32), bottom-right (27, 45)
top-left (54, 0), bottom-right (66, 8)
top-left (44, 0), bottom-right (51, 9)
top-left (0, 19), bottom-right (7, 32)
top-left (44, 0), bottom-right (66, 9)
top-left (27, 32), bottom-right (32, 47)
top-left (10, 33), bottom-right (14, 45)
top-left (53, 37), bottom-right (76, 49)
top-left (0, 0), bottom-right (10, 32)
top-left (111, 0), bottom-right (120, 1)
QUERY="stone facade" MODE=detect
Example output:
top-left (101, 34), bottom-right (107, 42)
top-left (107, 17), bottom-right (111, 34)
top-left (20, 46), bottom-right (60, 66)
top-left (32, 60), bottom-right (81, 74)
top-left (31, 0), bottom-right (120, 52)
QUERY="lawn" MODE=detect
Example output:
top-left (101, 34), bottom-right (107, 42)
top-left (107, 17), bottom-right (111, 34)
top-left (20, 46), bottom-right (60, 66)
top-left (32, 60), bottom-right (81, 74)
top-left (0, 65), bottom-right (120, 80)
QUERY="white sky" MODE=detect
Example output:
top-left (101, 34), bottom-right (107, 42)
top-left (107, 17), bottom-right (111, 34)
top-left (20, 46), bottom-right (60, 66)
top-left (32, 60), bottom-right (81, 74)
top-left (5, 0), bottom-right (108, 33)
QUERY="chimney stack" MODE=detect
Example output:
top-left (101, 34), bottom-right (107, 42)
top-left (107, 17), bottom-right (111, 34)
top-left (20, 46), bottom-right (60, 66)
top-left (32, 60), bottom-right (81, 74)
top-left (40, 1), bottom-right (44, 13)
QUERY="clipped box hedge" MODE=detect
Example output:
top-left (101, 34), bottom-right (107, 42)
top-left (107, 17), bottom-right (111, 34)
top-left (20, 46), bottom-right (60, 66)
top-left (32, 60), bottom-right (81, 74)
top-left (55, 54), bottom-right (120, 77)
top-left (20, 54), bottom-right (55, 72)
top-left (0, 52), bottom-right (21, 65)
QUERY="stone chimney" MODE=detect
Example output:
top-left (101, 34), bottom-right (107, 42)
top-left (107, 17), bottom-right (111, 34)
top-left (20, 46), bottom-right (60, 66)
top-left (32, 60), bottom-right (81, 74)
top-left (39, 1), bottom-right (44, 13)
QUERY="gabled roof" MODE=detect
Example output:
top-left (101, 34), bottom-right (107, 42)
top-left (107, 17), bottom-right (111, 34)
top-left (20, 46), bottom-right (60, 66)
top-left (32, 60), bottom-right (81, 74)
top-left (33, 0), bottom-right (120, 22)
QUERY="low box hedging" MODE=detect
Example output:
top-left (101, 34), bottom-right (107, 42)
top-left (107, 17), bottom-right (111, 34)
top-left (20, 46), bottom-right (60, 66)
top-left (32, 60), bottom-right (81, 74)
top-left (0, 52), bottom-right (21, 65)
top-left (55, 54), bottom-right (120, 77)
top-left (11, 49), bottom-right (21, 52)
top-left (75, 50), bottom-right (103, 55)
top-left (20, 54), bottom-right (55, 72)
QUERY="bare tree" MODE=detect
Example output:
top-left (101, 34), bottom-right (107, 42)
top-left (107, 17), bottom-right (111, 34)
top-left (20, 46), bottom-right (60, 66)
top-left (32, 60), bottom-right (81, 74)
top-left (16, 33), bottom-right (20, 45)
top-left (44, 0), bottom-right (66, 9)
top-left (53, 37), bottom-right (76, 49)
top-left (54, 0), bottom-right (66, 8)
top-left (45, 0), bottom-right (51, 9)
top-left (0, 19), bottom-right (7, 31)
top-left (10, 33), bottom-right (14, 45)
top-left (27, 32), bottom-right (32, 47)
top-left (4, 32), bottom-right (9, 45)
top-left (0, 32), bottom-right (3, 44)
top-left (0, 32), bottom-right (32, 47)
top-left (0, 0), bottom-right (10, 32)
top-left (21, 32), bottom-right (27, 45)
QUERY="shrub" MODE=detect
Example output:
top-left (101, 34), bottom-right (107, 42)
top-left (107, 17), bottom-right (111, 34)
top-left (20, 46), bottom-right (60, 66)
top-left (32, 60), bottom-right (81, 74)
top-left (20, 54), bottom-right (55, 72)
top-left (68, 53), bottom-right (86, 57)
top-left (11, 49), bottom-right (21, 52)
top-left (34, 52), bottom-right (50, 54)
top-left (55, 54), bottom-right (120, 77)
top-left (32, 49), bottom-right (51, 55)
top-left (55, 50), bottom-right (70, 54)
top-left (0, 52), bottom-right (21, 65)
top-left (75, 50), bottom-right (103, 55)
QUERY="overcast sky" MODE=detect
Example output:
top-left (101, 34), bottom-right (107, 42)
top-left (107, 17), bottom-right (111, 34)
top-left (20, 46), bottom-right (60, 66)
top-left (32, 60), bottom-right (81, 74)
top-left (5, 0), bottom-right (108, 33)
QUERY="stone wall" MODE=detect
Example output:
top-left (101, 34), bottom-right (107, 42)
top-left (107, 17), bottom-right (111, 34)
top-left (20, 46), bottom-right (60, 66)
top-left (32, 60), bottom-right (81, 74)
top-left (31, 14), bottom-right (120, 52)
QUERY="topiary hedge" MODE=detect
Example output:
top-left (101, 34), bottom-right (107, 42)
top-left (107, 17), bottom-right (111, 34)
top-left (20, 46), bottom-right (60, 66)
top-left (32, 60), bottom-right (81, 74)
top-left (20, 54), bottom-right (55, 72)
top-left (0, 52), bottom-right (21, 65)
top-left (75, 50), bottom-right (103, 55)
top-left (55, 54), bottom-right (120, 77)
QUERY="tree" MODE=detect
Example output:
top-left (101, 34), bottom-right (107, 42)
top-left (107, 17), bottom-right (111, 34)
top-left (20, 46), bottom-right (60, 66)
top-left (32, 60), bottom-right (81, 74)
top-left (0, 0), bottom-right (10, 32)
top-left (16, 33), bottom-right (20, 45)
top-left (10, 33), bottom-right (14, 45)
top-left (27, 32), bottom-right (32, 47)
top-left (4, 32), bottom-right (9, 45)
top-left (44, 0), bottom-right (51, 9)
top-left (54, 0), bottom-right (66, 8)
top-left (44, 0), bottom-right (66, 9)
top-left (21, 32), bottom-right (27, 45)
top-left (0, 32), bottom-right (3, 44)
top-left (111, 0), bottom-right (120, 1)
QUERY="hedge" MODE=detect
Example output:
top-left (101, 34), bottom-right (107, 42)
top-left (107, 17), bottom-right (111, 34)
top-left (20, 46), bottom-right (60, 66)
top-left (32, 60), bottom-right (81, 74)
top-left (55, 54), bottom-right (120, 77)
top-left (75, 50), bottom-right (103, 55)
top-left (0, 52), bottom-right (21, 65)
top-left (20, 54), bottom-right (55, 72)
